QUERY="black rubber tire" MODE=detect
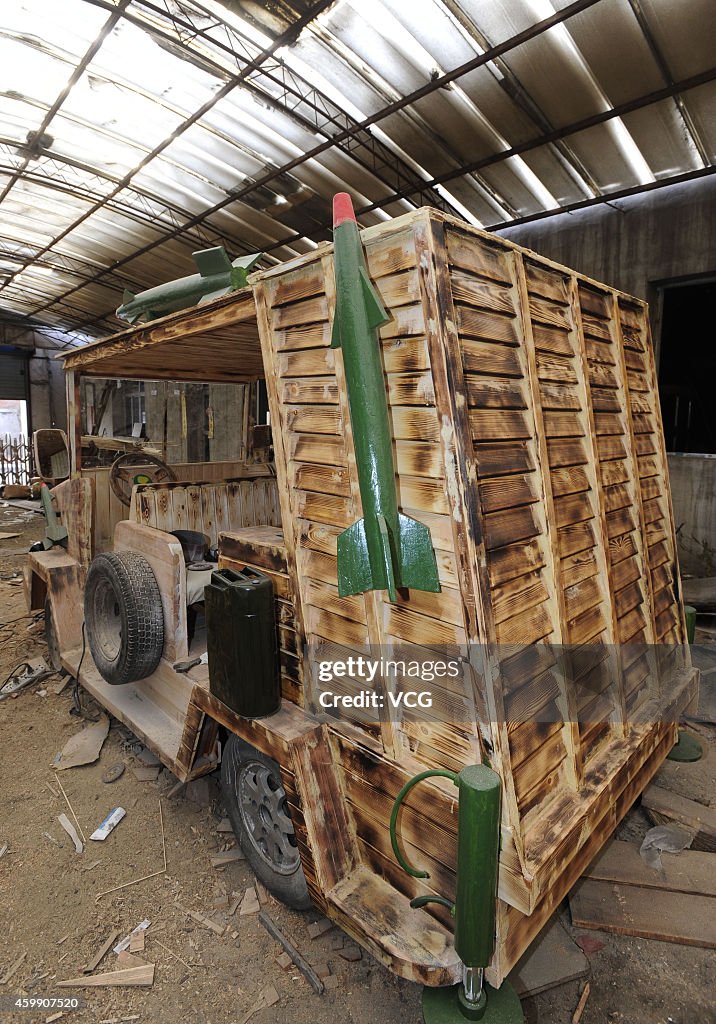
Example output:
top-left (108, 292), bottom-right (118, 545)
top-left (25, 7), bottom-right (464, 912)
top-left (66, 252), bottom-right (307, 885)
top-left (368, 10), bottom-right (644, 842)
top-left (221, 734), bottom-right (312, 910)
top-left (84, 551), bottom-right (164, 685)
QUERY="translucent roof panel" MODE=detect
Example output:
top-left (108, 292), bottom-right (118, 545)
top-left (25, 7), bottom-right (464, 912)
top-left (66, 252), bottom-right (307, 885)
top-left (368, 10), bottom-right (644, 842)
top-left (0, 0), bottom-right (712, 337)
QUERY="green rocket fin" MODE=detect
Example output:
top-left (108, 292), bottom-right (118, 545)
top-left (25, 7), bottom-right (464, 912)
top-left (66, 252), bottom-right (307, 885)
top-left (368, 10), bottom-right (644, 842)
top-left (397, 512), bottom-right (441, 593)
top-left (122, 289), bottom-right (135, 303)
top-left (336, 518), bottom-right (373, 596)
top-left (193, 246), bottom-right (232, 277)
top-left (359, 268), bottom-right (389, 329)
top-left (337, 513), bottom-right (400, 603)
top-left (231, 252), bottom-right (263, 273)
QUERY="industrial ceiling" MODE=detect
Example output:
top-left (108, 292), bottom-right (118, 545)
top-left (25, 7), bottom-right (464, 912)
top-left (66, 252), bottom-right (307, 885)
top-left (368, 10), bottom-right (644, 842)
top-left (0, 0), bottom-right (714, 341)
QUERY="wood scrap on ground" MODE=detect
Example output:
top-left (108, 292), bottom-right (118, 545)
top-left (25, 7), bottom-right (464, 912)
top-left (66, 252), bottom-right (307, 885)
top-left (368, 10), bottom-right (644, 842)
top-left (57, 964), bottom-right (154, 988)
top-left (307, 917), bottom-right (333, 940)
top-left (238, 985), bottom-right (279, 1024)
top-left (584, 839), bottom-right (716, 896)
top-left (83, 930), bottom-right (120, 974)
top-left (176, 904), bottom-right (225, 936)
top-left (642, 785), bottom-right (716, 852)
top-left (58, 813), bottom-right (83, 854)
top-left (0, 951), bottom-right (26, 984)
top-left (571, 982), bottom-right (590, 1024)
top-left (239, 886), bottom-right (260, 916)
top-left (570, 878), bottom-right (716, 948)
top-left (258, 910), bottom-right (324, 994)
top-left (509, 917), bottom-right (589, 998)
top-left (53, 774), bottom-right (87, 845)
top-left (210, 849), bottom-right (245, 868)
top-left (116, 951), bottom-right (148, 969)
top-left (114, 920), bottom-right (151, 954)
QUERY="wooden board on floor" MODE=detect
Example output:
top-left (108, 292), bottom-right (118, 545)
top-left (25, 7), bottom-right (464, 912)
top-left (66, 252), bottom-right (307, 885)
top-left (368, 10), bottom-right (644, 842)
top-left (642, 785), bottom-right (716, 852)
top-left (583, 839), bottom-right (716, 896)
top-left (509, 917), bottom-right (588, 998)
top-left (569, 878), bottom-right (716, 948)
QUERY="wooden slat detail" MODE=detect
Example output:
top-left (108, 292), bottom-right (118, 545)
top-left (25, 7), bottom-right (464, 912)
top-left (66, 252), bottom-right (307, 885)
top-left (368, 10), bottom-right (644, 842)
top-left (616, 298), bottom-right (685, 644)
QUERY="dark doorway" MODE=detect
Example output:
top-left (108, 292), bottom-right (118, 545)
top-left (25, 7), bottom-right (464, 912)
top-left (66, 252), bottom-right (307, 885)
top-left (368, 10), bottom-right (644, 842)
top-left (658, 280), bottom-right (716, 453)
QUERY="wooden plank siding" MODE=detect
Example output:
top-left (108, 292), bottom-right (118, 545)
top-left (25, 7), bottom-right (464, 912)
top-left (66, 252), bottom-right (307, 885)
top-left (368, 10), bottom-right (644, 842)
top-left (248, 207), bottom-right (696, 987)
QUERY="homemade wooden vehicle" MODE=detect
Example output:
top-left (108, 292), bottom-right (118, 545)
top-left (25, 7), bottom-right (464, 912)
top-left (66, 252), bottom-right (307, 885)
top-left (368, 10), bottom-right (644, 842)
top-left (26, 206), bottom-right (698, 994)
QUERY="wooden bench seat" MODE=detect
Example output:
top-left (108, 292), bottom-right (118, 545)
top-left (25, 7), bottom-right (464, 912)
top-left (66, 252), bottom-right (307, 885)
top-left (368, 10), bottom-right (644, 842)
top-left (130, 476), bottom-right (281, 548)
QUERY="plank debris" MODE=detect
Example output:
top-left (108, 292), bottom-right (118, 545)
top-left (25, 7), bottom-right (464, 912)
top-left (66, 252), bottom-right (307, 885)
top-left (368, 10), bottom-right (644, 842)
top-left (238, 984), bottom-right (279, 1024)
top-left (114, 920), bottom-right (151, 954)
top-left (258, 910), bottom-right (324, 995)
top-left (58, 964), bottom-right (154, 988)
top-left (239, 887), bottom-right (260, 916)
top-left (572, 982), bottom-right (590, 1024)
top-left (211, 849), bottom-right (245, 868)
top-left (307, 918), bottom-right (333, 940)
top-left (84, 929), bottom-right (120, 974)
top-left (510, 917), bottom-right (588, 997)
top-left (116, 951), bottom-right (148, 969)
top-left (642, 785), bottom-right (716, 853)
top-left (569, 878), bottom-right (716, 948)
top-left (58, 813), bottom-right (83, 854)
top-left (0, 951), bottom-right (26, 984)
top-left (583, 839), bottom-right (716, 897)
top-left (176, 903), bottom-right (225, 936)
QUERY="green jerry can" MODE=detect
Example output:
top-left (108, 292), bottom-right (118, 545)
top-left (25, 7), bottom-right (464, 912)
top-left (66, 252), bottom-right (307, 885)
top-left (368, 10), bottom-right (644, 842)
top-left (205, 566), bottom-right (280, 718)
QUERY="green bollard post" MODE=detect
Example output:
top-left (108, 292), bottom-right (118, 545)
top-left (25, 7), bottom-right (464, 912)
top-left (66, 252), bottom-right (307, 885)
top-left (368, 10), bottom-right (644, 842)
top-left (390, 765), bottom-right (523, 1024)
top-left (667, 605), bottom-right (703, 762)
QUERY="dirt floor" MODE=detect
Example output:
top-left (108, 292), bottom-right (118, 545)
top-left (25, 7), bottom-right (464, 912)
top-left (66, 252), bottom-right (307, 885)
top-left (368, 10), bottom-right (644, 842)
top-left (0, 502), bottom-right (714, 1024)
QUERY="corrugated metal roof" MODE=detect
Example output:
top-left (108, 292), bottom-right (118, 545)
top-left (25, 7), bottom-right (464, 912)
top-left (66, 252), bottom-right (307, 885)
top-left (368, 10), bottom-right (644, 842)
top-left (0, 0), bottom-right (714, 341)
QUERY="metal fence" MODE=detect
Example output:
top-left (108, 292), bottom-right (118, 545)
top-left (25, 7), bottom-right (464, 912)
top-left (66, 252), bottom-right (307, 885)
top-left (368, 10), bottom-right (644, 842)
top-left (0, 434), bottom-right (33, 487)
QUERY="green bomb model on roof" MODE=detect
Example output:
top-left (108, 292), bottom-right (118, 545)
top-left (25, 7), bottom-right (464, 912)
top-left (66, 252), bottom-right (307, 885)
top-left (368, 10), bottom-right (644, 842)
top-left (116, 246), bottom-right (263, 324)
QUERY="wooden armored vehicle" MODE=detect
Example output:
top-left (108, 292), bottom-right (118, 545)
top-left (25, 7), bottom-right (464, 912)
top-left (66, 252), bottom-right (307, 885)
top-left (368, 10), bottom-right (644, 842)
top-left (26, 202), bottom-right (698, 1009)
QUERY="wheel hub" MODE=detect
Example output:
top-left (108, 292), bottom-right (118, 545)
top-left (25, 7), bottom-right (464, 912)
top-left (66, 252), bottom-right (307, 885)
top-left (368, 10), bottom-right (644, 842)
top-left (237, 759), bottom-right (300, 875)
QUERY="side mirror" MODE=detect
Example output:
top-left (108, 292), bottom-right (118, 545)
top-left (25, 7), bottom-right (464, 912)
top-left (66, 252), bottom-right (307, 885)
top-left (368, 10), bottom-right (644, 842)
top-left (33, 428), bottom-right (70, 483)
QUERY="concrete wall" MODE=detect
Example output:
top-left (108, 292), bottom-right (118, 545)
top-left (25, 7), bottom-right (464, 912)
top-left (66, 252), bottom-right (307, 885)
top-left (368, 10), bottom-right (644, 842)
top-left (497, 175), bottom-right (716, 310)
top-left (668, 454), bottom-right (716, 578)
top-left (0, 322), bottom-right (69, 432)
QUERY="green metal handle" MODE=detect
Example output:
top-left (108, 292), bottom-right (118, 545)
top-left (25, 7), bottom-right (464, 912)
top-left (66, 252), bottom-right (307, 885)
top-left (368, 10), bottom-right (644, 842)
top-left (409, 895), bottom-right (456, 913)
top-left (391, 763), bottom-right (503, 970)
top-left (390, 769), bottom-right (458, 878)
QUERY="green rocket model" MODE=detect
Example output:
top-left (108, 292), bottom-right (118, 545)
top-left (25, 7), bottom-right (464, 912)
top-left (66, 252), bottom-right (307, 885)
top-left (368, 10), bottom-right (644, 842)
top-left (116, 247), bottom-right (263, 324)
top-left (330, 192), bottom-right (440, 603)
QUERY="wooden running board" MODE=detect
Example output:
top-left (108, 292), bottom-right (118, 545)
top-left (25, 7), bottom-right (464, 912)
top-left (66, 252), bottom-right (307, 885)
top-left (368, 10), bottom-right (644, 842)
top-left (327, 866), bottom-right (460, 985)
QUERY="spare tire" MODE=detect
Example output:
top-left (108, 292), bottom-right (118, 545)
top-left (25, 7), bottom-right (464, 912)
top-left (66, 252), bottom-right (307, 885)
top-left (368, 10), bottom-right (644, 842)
top-left (84, 551), bottom-right (164, 685)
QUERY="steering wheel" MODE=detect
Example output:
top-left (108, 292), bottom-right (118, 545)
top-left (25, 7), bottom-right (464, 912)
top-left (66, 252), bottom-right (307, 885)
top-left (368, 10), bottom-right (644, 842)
top-left (110, 452), bottom-right (178, 506)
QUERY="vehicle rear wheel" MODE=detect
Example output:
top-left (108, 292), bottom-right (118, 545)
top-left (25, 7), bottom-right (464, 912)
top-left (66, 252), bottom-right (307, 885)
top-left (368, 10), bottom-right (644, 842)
top-left (84, 551), bottom-right (164, 685)
top-left (221, 734), bottom-right (312, 910)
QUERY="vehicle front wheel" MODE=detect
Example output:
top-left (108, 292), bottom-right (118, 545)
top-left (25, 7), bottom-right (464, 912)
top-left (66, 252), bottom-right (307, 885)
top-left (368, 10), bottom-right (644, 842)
top-left (220, 734), bottom-right (312, 910)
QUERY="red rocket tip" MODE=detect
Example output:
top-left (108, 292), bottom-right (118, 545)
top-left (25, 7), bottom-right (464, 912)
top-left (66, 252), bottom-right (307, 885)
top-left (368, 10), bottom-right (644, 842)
top-left (333, 192), bottom-right (356, 227)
